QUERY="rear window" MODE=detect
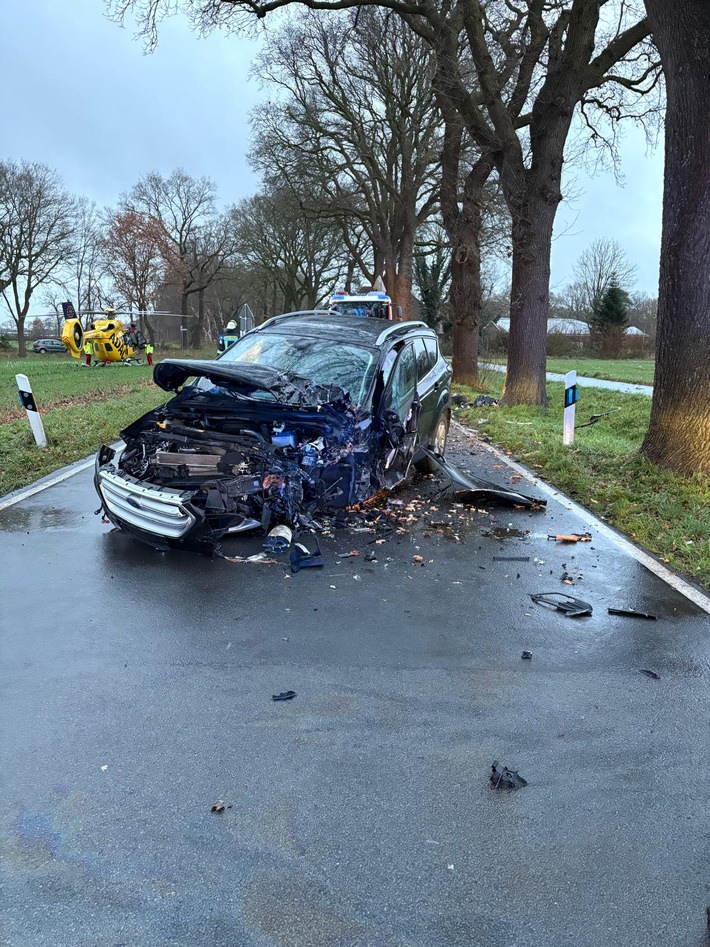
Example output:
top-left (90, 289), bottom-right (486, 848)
top-left (219, 332), bottom-right (377, 404)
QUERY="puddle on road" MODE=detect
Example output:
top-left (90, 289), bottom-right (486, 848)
top-left (482, 526), bottom-right (529, 540)
top-left (0, 506), bottom-right (92, 533)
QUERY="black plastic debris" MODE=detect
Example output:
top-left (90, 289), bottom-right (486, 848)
top-left (639, 669), bottom-right (660, 680)
top-left (272, 690), bottom-right (297, 701)
top-left (608, 608), bottom-right (657, 620)
top-left (493, 555), bottom-right (530, 562)
top-left (530, 592), bottom-right (592, 617)
top-left (290, 539), bottom-right (324, 573)
top-left (521, 650), bottom-right (532, 660)
top-left (490, 760), bottom-right (527, 790)
top-left (472, 395), bottom-right (499, 407)
top-left (451, 393), bottom-right (469, 407)
top-left (420, 449), bottom-right (546, 509)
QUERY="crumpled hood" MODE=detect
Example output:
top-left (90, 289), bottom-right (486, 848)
top-left (153, 359), bottom-right (348, 406)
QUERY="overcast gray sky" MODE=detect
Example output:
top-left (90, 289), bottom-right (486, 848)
top-left (1, 0), bottom-right (663, 299)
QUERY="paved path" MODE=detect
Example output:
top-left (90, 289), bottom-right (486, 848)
top-left (1, 431), bottom-right (708, 946)
top-left (481, 362), bottom-right (654, 396)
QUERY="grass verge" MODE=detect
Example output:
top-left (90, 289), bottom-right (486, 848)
top-left (456, 376), bottom-right (710, 590)
top-left (484, 357), bottom-right (655, 385)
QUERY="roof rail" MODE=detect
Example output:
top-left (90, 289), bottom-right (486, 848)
top-left (252, 309), bottom-right (334, 330)
top-left (376, 320), bottom-right (429, 345)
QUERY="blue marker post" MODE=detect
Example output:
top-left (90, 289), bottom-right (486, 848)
top-left (563, 370), bottom-right (578, 446)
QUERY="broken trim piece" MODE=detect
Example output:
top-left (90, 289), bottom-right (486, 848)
top-left (419, 449), bottom-right (546, 508)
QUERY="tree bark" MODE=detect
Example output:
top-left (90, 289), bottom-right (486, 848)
top-left (502, 188), bottom-right (558, 405)
top-left (16, 315), bottom-right (27, 357)
top-left (640, 0), bottom-right (710, 473)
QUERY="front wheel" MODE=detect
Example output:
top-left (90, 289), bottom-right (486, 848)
top-left (415, 411), bottom-right (449, 473)
top-left (39, 347), bottom-right (47, 353)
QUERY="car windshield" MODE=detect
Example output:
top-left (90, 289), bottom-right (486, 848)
top-left (218, 333), bottom-right (377, 404)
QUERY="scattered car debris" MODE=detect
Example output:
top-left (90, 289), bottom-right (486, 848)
top-left (547, 532), bottom-right (592, 543)
top-left (338, 550), bottom-right (360, 558)
top-left (530, 592), bottom-right (593, 617)
top-left (639, 669), bottom-right (660, 680)
top-left (264, 525), bottom-right (293, 553)
top-left (490, 761), bottom-right (528, 789)
top-left (472, 395), bottom-right (498, 407)
top-left (210, 800), bottom-right (233, 813)
top-left (575, 407), bottom-right (621, 429)
top-left (450, 393), bottom-right (469, 407)
top-left (290, 540), bottom-right (324, 573)
top-left (608, 608), bottom-right (657, 620)
top-left (521, 650), bottom-right (532, 660)
top-left (272, 690), bottom-right (297, 701)
top-left (493, 556), bottom-right (530, 562)
top-left (221, 551), bottom-right (279, 564)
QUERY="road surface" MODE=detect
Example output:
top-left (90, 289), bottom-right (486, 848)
top-left (1, 429), bottom-right (708, 947)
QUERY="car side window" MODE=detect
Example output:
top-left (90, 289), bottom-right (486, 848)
top-left (413, 338), bottom-right (433, 380)
top-left (424, 337), bottom-right (439, 367)
top-left (386, 344), bottom-right (417, 421)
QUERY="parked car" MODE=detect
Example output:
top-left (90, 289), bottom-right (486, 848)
top-left (95, 310), bottom-right (452, 550)
top-left (32, 338), bottom-right (68, 354)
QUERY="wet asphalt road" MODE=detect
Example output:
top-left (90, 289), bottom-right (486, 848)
top-left (1, 429), bottom-right (708, 947)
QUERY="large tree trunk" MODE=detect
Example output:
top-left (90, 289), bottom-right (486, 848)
top-left (392, 234), bottom-right (414, 321)
top-left (16, 315), bottom-right (27, 357)
top-left (502, 191), bottom-right (557, 405)
top-left (640, 0), bottom-right (710, 474)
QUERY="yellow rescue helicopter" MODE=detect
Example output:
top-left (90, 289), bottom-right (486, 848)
top-left (60, 302), bottom-right (147, 365)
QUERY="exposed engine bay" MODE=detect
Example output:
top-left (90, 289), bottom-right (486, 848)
top-left (95, 360), bottom-right (402, 550)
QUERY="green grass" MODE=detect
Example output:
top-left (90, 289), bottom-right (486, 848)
top-left (485, 356), bottom-right (655, 385)
top-left (456, 376), bottom-right (710, 590)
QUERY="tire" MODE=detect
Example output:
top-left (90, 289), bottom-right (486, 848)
top-left (415, 411), bottom-right (450, 473)
top-left (39, 347), bottom-right (47, 353)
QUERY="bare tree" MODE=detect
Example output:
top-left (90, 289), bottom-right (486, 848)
top-left (102, 209), bottom-right (170, 342)
top-left (249, 8), bottom-right (441, 320)
top-left (0, 161), bottom-right (76, 356)
top-left (571, 237), bottom-right (637, 317)
top-left (640, 0), bottom-right (710, 474)
top-left (232, 188), bottom-right (346, 316)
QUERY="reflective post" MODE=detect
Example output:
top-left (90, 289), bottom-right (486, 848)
top-left (16, 374), bottom-right (48, 447)
top-left (563, 370), bottom-right (578, 446)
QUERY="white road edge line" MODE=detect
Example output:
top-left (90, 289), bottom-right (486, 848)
top-left (453, 420), bottom-right (710, 615)
top-left (0, 459), bottom-right (95, 512)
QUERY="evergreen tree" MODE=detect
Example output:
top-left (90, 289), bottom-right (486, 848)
top-left (591, 275), bottom-right (630, 356)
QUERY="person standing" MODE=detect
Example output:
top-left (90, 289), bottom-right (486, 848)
top-left (145, 342), bottom-right (154, 366)
top-left (83, 340), bottom-right (92, 366)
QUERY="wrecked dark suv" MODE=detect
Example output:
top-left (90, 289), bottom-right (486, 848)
top-left (94, 311), bottom-right (452, 550)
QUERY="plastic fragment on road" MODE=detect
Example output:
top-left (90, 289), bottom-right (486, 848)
top-left (530, 592), bottom-right (592, 617)
top-left (490, 760), bottom-right (528, 790)
top-left (272, 690), bottom-right (297, 701)
top-left (608, 608), bottom-right (657, 620)
top-left (264, 524), bottom-right (293, 554)
top-left (547, 532), bottom-right (592, 543)
top-left (521, 651), bottom-right (532, 660)
top-left (290, 539), bottom-right (324, 573)
top-left (493, 555), bottom-right (530, 562)
top-left (211, 800), bottom-right (233, 813)
top-left (639, 669), bottom-right (660, 680)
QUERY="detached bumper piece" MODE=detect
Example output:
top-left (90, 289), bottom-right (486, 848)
top-left (420, 449), bottom-right (546, 509)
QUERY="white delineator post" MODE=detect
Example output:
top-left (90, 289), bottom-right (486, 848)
top-left (16, 374), bottom-right (47, 447)
top-left (563, 370), bottom-right (578, 446)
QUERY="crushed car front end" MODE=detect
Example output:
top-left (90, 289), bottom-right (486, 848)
top-left (95, 359), bottom-right (378, 551)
